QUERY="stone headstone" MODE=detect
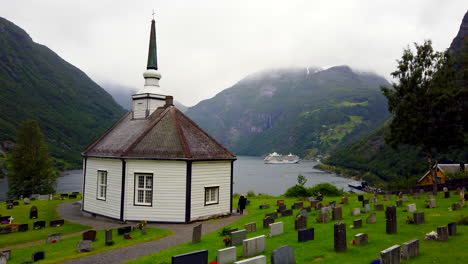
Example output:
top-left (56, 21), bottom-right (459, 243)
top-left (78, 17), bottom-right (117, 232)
top-left (315, 203), bottom-right (323, 210)
top-left (269, 222), bottom-right (284, 237)
top-left (448, 222), bottom-right (457, 236)
top-left (234, 255), bottom-right (266, 264)
top-left (341, 197), bottom-right (348, 204)
top-left (6, 204), bottom-right (13, 210)
top-left (353, 219), bottom-right (362, 228)
top-left (352, 208), bottom-right (360, 216)
top-left (231, 230), bottom-right (247, 246)
top-left (334, 222), bottom-right (347, 252)
top-left (30, 206), bottom-right (38, 219)
top-left (245, 222), bottom-right (256, 232)
top-left (0, 250), bottom-right (10, 261)
top-left (366, 213), bottom-right (377, 224)
top-left (271, 245), bottom-right (295, 264)
top-left (277, 200), bottom-right (285, 206)
top-left (332, 206), bottom-right (342, 220)
top-left (414, 193), bottom-right (420, 199)
top-left (317, 209), bottom-right (330, 223)
top-left (407, 204), bottom-right (417, 212)
top-left (419, 189), bottom-right (424, 194)
top-left (310, 200), bottom-right (320, 208)
top-left (105, 229), bottom-right (113, 243)
top-left (0, 253), bottom-right (6, 264)
top-left (358, 195), bottom-right (364, 201)
top-left (386, 194), bottom-right (392, 201)
top-left (117, 226), bottom-right (131, 235)
top-left (372, 196), bottom-right (378, 203)
top-left (82, 230), bottom-right (97, 242)
top-left (385, 206), bottom-right (397, 234)
top-left (295, 215), bottom-right (307, 230)
top-left (60, 193), bottom-right (69, 199)
top-left (12, 201), bottom-right (19, 206)
top-left (77, 240), bottom-right (93, 253)
top-left (265, 212), bottom-right (278, 220)
top-left (18, 223), bottom-right (29, 232)
top-left (243, 235), bottom-right (266, 257)
top-left (396, 200), bottom-right (403, 207)
top-left (218, 247), bottom-right (236, 264)
top-left (50, 219), bottom-right (65, 227)
top-left (364, 204), bottom-right (370, 213)
top-left (298, 227), bottom-right (314, 242)
top-left (428, 193), bottom-right (434, 199)
top-left (402, 196), bottom-right (408, 202)
top-left (292, 202), bottom-right (303, 209)
top-left (24, 198), bottom-right (31, 204)
top-left (33, 221), bottom-right (45, 230)
top-left (437, 226), bottom-right (448, 241)
top-left (380, 245), bottom-right (400, 264)
top-left (329, 201), bottom-right (336, 208)
top-left (429, 199), bottom-right (436, 208)
top-left (413, 212), bottom-right (425, 225)
top-left (172, 250), bottom-right (208, 264)
top-left (47, 233), bottom-right (61, 243)
top-left (277, 205), bottom-right (286, 213)
top-left (452, 202), bottom-right (461, 211)
top-left (32, 251), bottom-right (45, 262)
top-left (281, 209), bottom-right (293, 217)
top-left (69, 194), bottom-right (77, 199)
top-left (263, 216), bottom-right (274, 229)
top-left (259, 204), bottom-right (270, 209)
top-left (38, 194), bottom-right (49, 200)
top-left (141, 227), bottom-right (147, 235)
top-left (401, 239), bottom-right (419, 260)
top-left (302, 207), bottom-right (311, 213)
top-left (374, 204), bottom-right (384, 211)
top-left (354, 233), bottom-right (368, 245)
top-left (362, 199), bottom-right (369, 207)
top-left (192, 224), bottom-right (202, 243)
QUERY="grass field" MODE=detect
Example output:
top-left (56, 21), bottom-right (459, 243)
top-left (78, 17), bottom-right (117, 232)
top-left (127, 192), bottom-right (468, 264)
top-left (0, 195), bottom-right (90, 248)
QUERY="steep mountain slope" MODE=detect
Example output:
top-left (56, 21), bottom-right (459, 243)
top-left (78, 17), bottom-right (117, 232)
top-left (0, 17), bottom-right (125, 166)
top-left (186, 66), bottom-right (390, 158)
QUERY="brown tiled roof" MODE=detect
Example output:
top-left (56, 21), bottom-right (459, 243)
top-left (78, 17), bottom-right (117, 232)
top-left (83, 106), bottom-right (236, 160)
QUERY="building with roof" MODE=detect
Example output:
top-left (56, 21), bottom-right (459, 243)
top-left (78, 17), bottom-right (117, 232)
top-left (81, 18), bottom-right (236, 223)
top-left (417, 163), bottom-right (466, 186)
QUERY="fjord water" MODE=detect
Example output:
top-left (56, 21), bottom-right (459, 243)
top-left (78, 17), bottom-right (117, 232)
top-left (0, 156), bottom-right (356, 199)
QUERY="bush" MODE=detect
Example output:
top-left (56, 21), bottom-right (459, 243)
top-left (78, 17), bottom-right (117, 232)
top-left (247, 190), bottom-right (256, 197)
top-left (307, 183), bottom-right (343, 197)
top-left (284, 185), bottom-right (310, 197)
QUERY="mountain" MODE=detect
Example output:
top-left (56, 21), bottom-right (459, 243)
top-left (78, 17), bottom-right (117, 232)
top-left (0, 17), bottom-right (126, 167)
top-left (186, 66), bottom-right (390, 158)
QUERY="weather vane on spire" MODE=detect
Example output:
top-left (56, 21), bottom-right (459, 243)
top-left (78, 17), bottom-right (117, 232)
top-left (152, 9), bottom-right (155, 20)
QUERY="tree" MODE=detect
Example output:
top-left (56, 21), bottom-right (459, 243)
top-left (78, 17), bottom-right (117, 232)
top-left (381, 40), bottom-right (466, 192)
top-left (7, 120), bottom-right (57, 198)
top-left (297, 174), bottom-right (307, 186)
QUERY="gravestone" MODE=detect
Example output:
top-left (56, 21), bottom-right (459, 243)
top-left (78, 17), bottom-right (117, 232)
top-left (386, 206), bottom-right (397, 234)
top-left (413, 212), bottom-right (425, 225)
top-left (271, 245), bottom-right (295, 264)
top-left (69, 194), bottom-right (77, 199)
top-left (298, 227), bottom-right (314, 242)
top-left (6, 204), bottom-right (13, 210)
top-left (414, 193), bottom-right (420, 199)
top-left (105, 229), bottom-right (113, 243)
top-left (60, 193), bottom-right (69, 199)
top-left (231, 230), bottom-right (247, 246)
top-left (334, 222), bottom-right (347, 252)
top-left (317, 193), bottom-right (323, 201)
top-left (292, 202), bottom-right (303, 209)
top-left (341, 197), bottom-right (348, 204)
top-left (354, 233), bottom-right (368, 245)
top-left (444, 191), bottom-right (450, 198)
top-left (385, 194), bottom-right (391, 201)
top-left (353, 219), bottom-right (362, 228)
top-left (380, 245), bottom-right (400, 264)
top-left (295, 215), bottom-right (307, 230)
top-left (234, 255), bottom-right (266, 264)
top-left (123, 233), bottom-right (131, 240)
top-left (452, 203), bottom-right (461, 211)
top-left (366, 213), bottom-right (377, 224)
top-left (317, 207), bottom-right (330, 223)
top-left (141, 227), bottom-right (147, 235)
top-left (245, 222), bottom-right (256, 232)
top-left (117, 226), bottom-right (131, 235)
top-left (269, 222), bottom-right (284, 237)
top-left (32, 251), bottom-right (45, 262)
top-left (0, 250), bottom-right (10, 261)
top-left (192, 224), bottom-right (202, 243)
top-left (374, 204), bottom-right (384, 211)
top-left (243, 235), bottom-right (266, 257)
top-left (396, 200), bottom-right (403, 207)
top-left (24, 198), bottom-right (31, 204)
top-left (265, 212), bottom-right (278, 220)
top-left (18, 224), bottom-right (29, 232)
top-left (427, 193), bottom-right (434, 199)
top-left (402, 196), bottom-right (408, 202)
top-left (358, 195), bottom-right (364, 201)
top-left (362, 199), bottom-right (369, 207)
top-left (77, 240), bottom-right (93, 253)
top-left (448, 222), bottom-right (457, 236)
top-left (82, 230), bottom-right (97, 241)
top-left (352, 208), bottom-right (360, 216)
top-left (332, 206), bottom-right (342, 220)
top-left (277, 205), bottom-right (286, 213)
top-left (364, 204), bottom-right (370, 213)
top-left (33, 221), bottom-right (45, 230)
top-left (0, 253), bottom-right (6, 264)
top-left (315, 203), bottom-right (323, 210)
top-left (0, 216), bottom-right (11, 224)
top-left (407, 204), bottom-right (417, 212)
top-left (263, 216), bottom-right (274, 229)
top-left (281, 209), bottom-right (293, 217)
top-left (401, 239), bottom-right (419, 260)
top-left (259, 204), bottom-right (269, 209)
top-left (302, 207), bottom-right (311, 213)
top-left (172, 250), bottom-right (208, 264)
top-left (437, 226), bottom-right (448, 241)
top-left (38, 194), bottom-right (49, 200)
top-left (372, 196), bottom-right (378, 203)
top-left (277, 200), bottom-right (285, 206)
top-left (12, 201), bottom-right (19, 206)
top-left (310, 200), bottom-right (320, 208)
top-left (218, 247), bottom-right (236, 264)
top-left (429, 199), bottom-right (436, 208)
top-left (47, 233), bottom-right (61, 243)
top-left (30, 206), bottom-right (38, 219)
top-left (329, 201), bottom-right (336, 208)
top-left (50, 219), bottom-right (65, 227)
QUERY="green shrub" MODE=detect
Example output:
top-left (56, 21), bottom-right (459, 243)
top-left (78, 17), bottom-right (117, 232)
top-left (284, 185), bottom-right (310, 197)
top-left (307, 183), bottom-right (343, 196)
top-left (247, 190), bottom-right (256, 197)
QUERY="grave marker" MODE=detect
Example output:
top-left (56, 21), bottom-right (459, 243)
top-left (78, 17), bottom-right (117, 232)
top-left (276, 200), bottom-right (285, 206)
top-left (354, 233), bottom-right (368, 245)
top-left (429, 199), bottom-right (436, 208)
top-left (380, 245), bottom-right (400, 264)
top-left (47, 233), bottom-right (61, 243)
top-left (407, 204), bottom-right (417, 212)
top-left (259, 204), bottom-right (269, 209)
top-left (77, 240), bottom-right (93, 253)
top-left (50, 219), bottom-right (65, 227)
top-left (292, 202), bottom-right (303, 209)
top-left (358, 195), bottom-right (364, 201)
top-left (413, 212), bottom-right (425, 225)
top-left (374, 204), bottom-right (384, 211)
top-left (265, 212), bottom-right (278, 220)
top-left (353, 219), bottom-right (362, 228)
top-left (341, 197), bottom-right (348, 204)
top-left (18, 223), bottom-right (29, 232)
top-left (30, 206), bottom-right (38, 219)
top-left (271, 245), bottom-right (295, 264)
top-left (117, 226), bottom-right (131, 235)
top-left (277, 205), bottom-right (286, 213)
top-left (243, 235), bottom-right (266, 257)
top-left (192, 224), bottom-right (202, 243)
top-left (33, 221), bottom-right (45, 230)
top-left (105, 229), bottom-right (113, 245)
top-left (218, 247), bottom-right (236, 264)
top-left (352, 208), bottom-right (360, 216)
top-left (401, 239), bottom-right (419, 260)
top-left (269, 222), bottom-right (284, 237)
top-left (82, 230), bottom-right (97, 241)
top-left (402, 196), bottom-right (408, 202)
top-left (298, 227), bottom-right (314, 242)
top-left (396, 200), bottom-right (403, 207)
top-left (0, 250), bottom-right (10, 261)
top-left (281, 209), bottom-right (292, 217)
top-left (437, 226), bottom-right (448, 241)
top-left (332, 206), bottom-right (342, 220)
top-left (231, 230), bottom-right (247, 246)
top-left (334, 222), bottom-right (347, 252)
top-left (245, 222), bottom-right (256, 232)
top-left (386, 206), bottom-right (397, 234)
top-left (172, 250), bottom-right (208, 264)
top-left (263, 216), bottom-right (274, 229)
top-left (295, 215), bottom-right (307, 230)
top-left (448, 222), bottom-right (457, 236)
top-left (32, 251), bottom-right (45, 262)
top-left (234, 255), bottom-right (266, 264)
top-left (366, 213), bottom-right (377, 224)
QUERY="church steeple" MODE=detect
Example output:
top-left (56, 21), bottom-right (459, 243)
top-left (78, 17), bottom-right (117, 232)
top-left (147, 19), bottom-right (158, 70)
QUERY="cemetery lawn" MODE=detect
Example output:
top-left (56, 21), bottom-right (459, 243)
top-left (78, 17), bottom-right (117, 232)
top-left (7, 227), bottom-right (173, 264)
top-left (127, 193), bottom-right (468, 263)
top-left (0, 195), bottom-right (90, 248)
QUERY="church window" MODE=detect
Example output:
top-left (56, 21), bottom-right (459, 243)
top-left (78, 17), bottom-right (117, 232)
top-left (135, 173), bottom-right (153, 206)
top-left (97, 171), bottom-right (107, 200)
top-left (205, 186), bottom-right (219, 205)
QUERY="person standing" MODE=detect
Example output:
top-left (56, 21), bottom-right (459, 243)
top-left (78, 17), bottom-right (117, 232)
top-left (238, 195), bottom-right (247, 215)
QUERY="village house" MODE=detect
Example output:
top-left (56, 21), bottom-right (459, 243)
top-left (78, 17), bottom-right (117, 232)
top-left (417, 163), bottom-right (467, 186)
top-left (81, 18), bottom-right (236, 223)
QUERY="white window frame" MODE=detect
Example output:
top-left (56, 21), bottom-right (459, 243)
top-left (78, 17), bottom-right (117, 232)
top-left (204, 186), bottom-right (219, 206)
top-left (134, 173), bottom-right (153, 206)
top-left (97, 170), bottom-right (107, 201)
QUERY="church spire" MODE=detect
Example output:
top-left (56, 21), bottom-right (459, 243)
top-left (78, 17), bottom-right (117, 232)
top-left (147, 18), bottom-right (158, 70)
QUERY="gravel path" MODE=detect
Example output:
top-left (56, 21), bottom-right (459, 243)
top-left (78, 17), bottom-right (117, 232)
top-left (57, 201), bottom-right (245, 264)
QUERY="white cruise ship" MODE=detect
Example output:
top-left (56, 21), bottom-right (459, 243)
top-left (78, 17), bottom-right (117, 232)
top-left (264, 152), bottom-right (300, 164)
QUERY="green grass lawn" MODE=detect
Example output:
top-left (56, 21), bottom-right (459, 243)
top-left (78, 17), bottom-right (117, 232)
top-left (127, 192), bottom-right (468, 264)
top-left (6, 227), bottom-right (173, 264)
top-left (0, 195), bottom-right (91, 248)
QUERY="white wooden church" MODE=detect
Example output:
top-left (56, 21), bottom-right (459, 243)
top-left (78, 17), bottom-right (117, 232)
top-left (81, 18), bottom-right (236, 223)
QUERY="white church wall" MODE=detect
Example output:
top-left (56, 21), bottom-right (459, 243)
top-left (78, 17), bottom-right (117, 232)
top-left (124, 160), bottom-right (186, 222)
top-left (190, 161), bottom-right (231, 221)
top-left (83, 158), bottom-right (122, 219)
top-left (132, 99), bottom-right (147, 119)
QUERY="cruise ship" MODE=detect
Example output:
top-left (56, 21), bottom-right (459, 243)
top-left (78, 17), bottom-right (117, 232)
top-left (264, 152), bottom-right (300, 164)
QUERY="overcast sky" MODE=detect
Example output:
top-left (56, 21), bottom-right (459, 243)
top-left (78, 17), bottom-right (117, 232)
top-left (2, 1), bottom-right (466, 106)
